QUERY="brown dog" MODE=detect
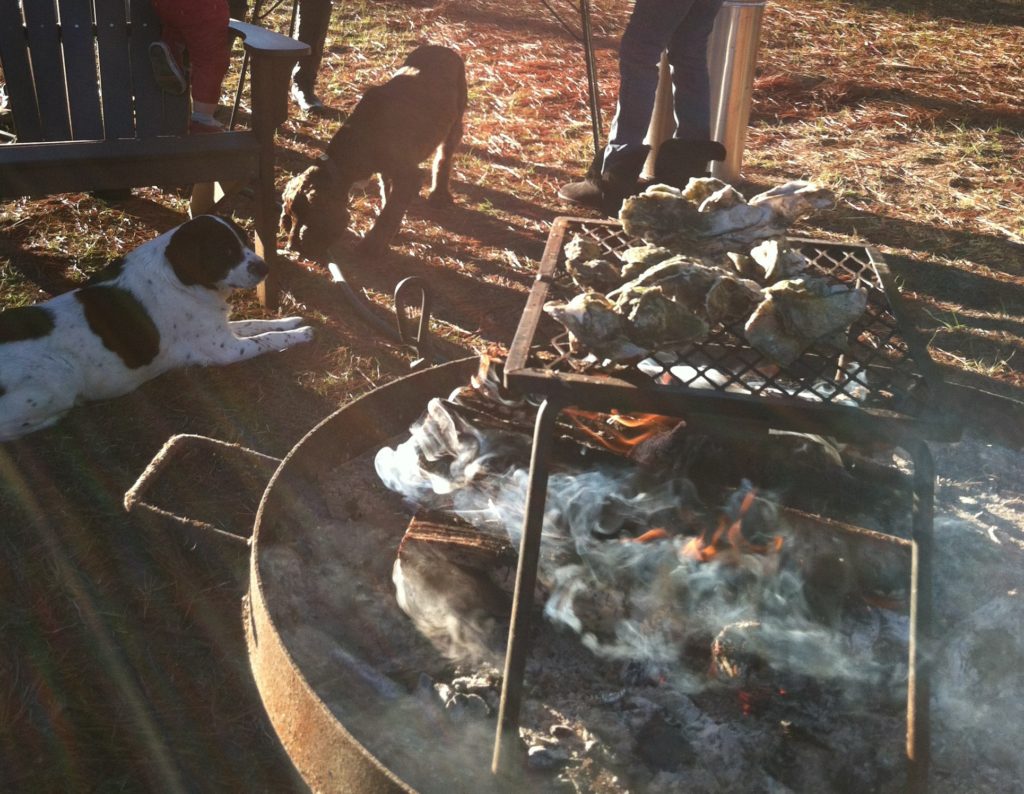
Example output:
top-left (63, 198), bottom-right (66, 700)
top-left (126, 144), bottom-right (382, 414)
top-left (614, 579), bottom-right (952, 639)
top-left (280, 45), bottom-right (466, 258)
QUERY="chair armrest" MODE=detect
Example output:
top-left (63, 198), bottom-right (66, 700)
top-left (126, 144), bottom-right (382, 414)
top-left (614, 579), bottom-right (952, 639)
top-left (228, 20), bottom-right (310, 138)
top-left (229, 19), bottom-right (311, 59)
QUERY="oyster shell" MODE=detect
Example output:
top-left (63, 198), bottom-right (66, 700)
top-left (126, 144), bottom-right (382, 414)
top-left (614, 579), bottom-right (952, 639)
top-left (705, 275), bottom-right (763, 325)
top-left (620, 180), bottom-right (836, 257)
top-left (563, 234), bottom-right (603, 265)
top-left (743, 276), bottom-right (868, 366)
top-left (698, 184), bottom-right (747, 213)
top-left (747, 181), bottom-right (836, 224)
top-left (619, 188), bottom-right (708, 251)
top-left (566, 257), bottom-right (622, 292)
top-left (749, 238), bottom-right (810, 283)
top-left (768, 277), bottom-right (868, 339)
top-left (620, 243), bottom-right (676, 280)
top-left (543, 293), bottom-right (647, 361)
top-left (614, 286), bottom-right (708, 348)
top-left (682, 177), bottom-right (730, 205)
top-left (608, 256), bottom-right (723, 312)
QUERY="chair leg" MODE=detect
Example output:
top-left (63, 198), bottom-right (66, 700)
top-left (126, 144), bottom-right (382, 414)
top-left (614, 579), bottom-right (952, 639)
top-left (254, 144), bottom-right (280, 310)
top-left (189, 181), bottom-right (216, 217)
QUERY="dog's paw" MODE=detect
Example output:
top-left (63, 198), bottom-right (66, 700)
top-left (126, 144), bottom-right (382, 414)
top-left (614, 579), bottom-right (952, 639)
top-left (277, 326), bottom-right (315, 350)
top-left (276, 316), bottom-right (307, 331)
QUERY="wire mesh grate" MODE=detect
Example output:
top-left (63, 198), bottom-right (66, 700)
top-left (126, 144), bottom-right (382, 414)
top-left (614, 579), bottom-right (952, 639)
top-left (511, 219), bottom-right (938, 421)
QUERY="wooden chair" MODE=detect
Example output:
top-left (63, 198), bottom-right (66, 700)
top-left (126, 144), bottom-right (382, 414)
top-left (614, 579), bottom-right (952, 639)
top-left (0, 0), bottom-right (309, 308)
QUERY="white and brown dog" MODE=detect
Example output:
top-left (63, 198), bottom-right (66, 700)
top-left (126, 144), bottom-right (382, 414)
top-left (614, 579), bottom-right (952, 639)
top-left (0, 215), bottom-right (313, 441)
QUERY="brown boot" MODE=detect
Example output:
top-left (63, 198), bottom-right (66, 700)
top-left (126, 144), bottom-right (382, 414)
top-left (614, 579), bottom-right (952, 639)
top-left (558, 147), bottom-right (650, 216)
top-left (652, 139), bottom-right (727, 189)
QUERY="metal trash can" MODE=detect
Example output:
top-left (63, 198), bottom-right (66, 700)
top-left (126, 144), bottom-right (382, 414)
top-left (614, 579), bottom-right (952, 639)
top-left (643, 0), bottom-right (766, 185)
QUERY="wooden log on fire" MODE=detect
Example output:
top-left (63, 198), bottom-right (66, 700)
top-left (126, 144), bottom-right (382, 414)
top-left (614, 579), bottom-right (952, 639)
top-left (399, 510), bottom-right (517, 572)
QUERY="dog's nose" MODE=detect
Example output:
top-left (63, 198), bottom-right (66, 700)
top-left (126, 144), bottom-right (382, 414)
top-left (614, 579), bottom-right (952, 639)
top-left (247, 257), bottom-right (269, 279)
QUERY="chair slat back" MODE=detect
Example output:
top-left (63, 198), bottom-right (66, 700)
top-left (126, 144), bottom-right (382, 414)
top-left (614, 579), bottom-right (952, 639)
top-left (127, 0), bottom-right (185, 137)
top-left (0, 0), bottom-right (43, 140)
top-left (94, 0), bottom-right (136, 139)
top-left (58, 0), bottom-right (104, 139)
top-left (0, 0), bottom-right (188, 143)
top-left (21, 0), bottom-right (72, 141)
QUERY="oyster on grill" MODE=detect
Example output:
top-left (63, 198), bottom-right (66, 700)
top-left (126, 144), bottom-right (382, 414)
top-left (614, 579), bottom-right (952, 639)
top-left (620, 180), bottom-right (836, 257)
top-left (748, 181), bottom-right (836, 224)
top-left (543, 293), bottom-right (647, 361)
top-left (619, 243), bottom-right (676, 280)
top-left (608, 256), bottom-right (723, 313)
top-left (614, 286), bottom-right (709, 348)
top-left (681, 177), bottom-right (730, 205)
top-left (563, 234), bottom-right (604, 265)
top-left (749, 238), bottom-right (810, 283)
top-left (697, 184), bottom-right (747, 213)
top-left (619, 188), bottom-right (709, 251)
top-left (744, 276), bottom-right (868, 366)
top-left (566, 257), bottom-right (622, 292)
top-left (705, 275), bottom-right (763, 325)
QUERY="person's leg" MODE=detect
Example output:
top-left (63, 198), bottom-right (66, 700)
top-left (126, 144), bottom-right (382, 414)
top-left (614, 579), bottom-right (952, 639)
top-left (666, 0), bottom-right (724, 141)
top-left (292, 0), bottom-right (332, 110)
top-left (604, 0), bottom-right (697, 169)
top-left (152, 0), bottom-right (230, 129)
top-left (560, 0), bottom-right (698, 213)
top-left (649, 0), bottom-right (727, 187)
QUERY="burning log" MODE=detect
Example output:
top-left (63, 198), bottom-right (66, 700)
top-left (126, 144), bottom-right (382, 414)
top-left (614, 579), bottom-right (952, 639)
top-left (393, 512), bottom-right (515, 665)
top-left (400, 510), bottom-right (517, 573)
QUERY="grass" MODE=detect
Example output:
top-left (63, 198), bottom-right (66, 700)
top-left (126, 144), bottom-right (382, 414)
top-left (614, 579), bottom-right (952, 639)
top-left (1, 0), bottom-right (1023, 789)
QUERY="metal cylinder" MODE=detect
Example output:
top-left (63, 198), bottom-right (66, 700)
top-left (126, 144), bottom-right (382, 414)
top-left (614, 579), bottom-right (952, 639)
top-left (708, 0), bottom-right (766, 183)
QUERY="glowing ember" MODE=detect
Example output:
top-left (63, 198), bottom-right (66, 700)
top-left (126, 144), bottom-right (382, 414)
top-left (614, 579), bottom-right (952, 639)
top-left (564, 408), bottom-right (679, 454)
top-left (680, 487), bottom-right (784, 563)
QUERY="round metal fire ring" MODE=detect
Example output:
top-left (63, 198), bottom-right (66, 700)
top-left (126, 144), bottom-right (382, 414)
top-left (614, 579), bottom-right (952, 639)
top-left (246, 358), bottom-right (480, 793)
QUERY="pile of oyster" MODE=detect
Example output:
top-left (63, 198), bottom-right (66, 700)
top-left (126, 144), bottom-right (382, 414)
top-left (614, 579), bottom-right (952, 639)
top-left (544, 179), bottom-right (868, 368)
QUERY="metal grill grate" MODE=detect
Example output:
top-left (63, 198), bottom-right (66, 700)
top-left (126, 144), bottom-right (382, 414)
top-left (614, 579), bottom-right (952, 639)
top-left (505, 218), bottom-right (955, 442)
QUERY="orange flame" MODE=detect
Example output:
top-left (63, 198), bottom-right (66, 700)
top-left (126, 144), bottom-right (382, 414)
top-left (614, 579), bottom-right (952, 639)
top-left (564, 408), bottom-right (679, 455)
top-left (629, 528), bottom-right (671, 544)
top-left (679, 487), bottom-right (784, 563)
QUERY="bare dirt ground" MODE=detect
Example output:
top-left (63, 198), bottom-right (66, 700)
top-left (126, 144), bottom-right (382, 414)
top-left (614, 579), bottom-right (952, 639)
top-left (0, 0), bottom-right (1022, 790)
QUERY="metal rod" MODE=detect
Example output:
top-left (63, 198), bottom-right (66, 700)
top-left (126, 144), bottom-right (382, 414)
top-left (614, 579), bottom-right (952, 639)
top-left (579, 0), bottom-right (602, 159)
top-left (906, 438), bottom-right (934, 793)
top-left (492, 397), bottom-right (565, 776)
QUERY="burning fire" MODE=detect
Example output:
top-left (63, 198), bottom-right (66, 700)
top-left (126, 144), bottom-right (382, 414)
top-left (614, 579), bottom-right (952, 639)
top-left (680, 488), bottom-right (784, 563)
top-left (564, 408), bottom-right (680, 454)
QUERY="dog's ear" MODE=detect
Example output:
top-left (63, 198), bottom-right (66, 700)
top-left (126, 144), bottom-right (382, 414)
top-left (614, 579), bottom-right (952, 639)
top-left (165, 215), bottom-right (247, 289)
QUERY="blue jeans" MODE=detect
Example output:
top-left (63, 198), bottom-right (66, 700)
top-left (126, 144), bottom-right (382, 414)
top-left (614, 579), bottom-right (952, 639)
top-left (604, 0), bottom-right (724, 172)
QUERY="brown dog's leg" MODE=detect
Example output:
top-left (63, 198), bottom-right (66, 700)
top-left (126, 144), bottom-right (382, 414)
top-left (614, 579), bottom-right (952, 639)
top-left (357, 168), bottom-right (423, 256)
top-left (427, 115), bottom-right (463, 205)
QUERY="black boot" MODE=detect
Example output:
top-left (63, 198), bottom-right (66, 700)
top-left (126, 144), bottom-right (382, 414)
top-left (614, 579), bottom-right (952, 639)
top-left (558, 147), bottom-right (650, 217)
top-left (653, 139), bottom-right (727, 189)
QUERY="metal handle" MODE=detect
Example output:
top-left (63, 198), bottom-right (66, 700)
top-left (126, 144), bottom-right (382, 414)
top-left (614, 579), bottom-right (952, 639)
top-left (394, 276), bottom-right (435, 369)
top-left (124, 434), bottom-right (281, 547)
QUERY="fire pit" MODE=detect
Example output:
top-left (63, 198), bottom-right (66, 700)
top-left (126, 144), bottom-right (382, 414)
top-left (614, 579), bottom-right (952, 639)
top-left (144, 348), bottom-right (1019, 793)
top-left (491, 218), bottom-right (963, 791)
